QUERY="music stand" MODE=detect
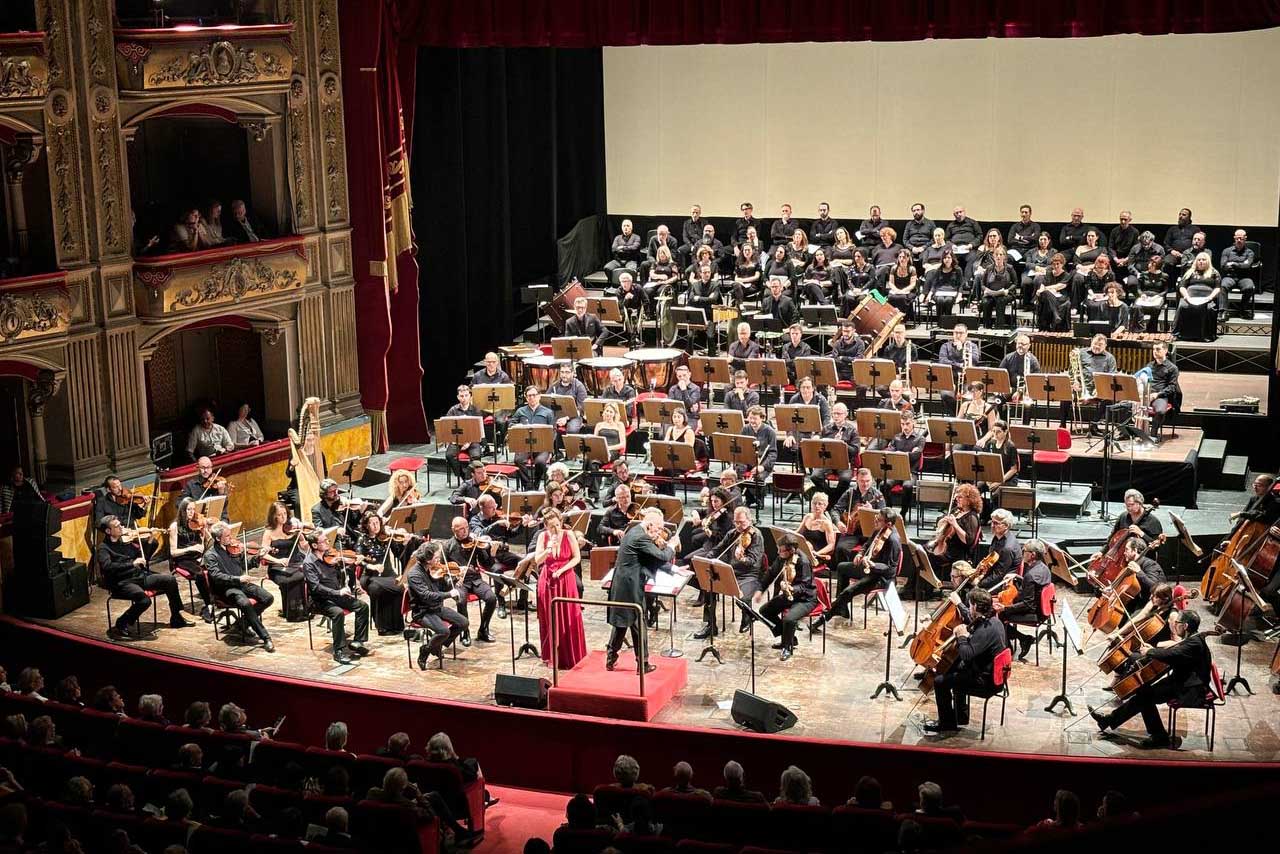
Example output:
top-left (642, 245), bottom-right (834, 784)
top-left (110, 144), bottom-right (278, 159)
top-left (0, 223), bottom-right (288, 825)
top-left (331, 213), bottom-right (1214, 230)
top-left (582, 398), bottom-right (631, 428)
top-left (506, 424), bottom-right (555, 465)
top-left (1028, 373), bottom-right (1073, 428)
top-left (649, 441), bottom-right (697, 499)
top-left (853, 358), bottom-right (897, 392)
top-left (799, 439), bottom-right (851, 476)
top-left (775, 404), bottom-right (822, 438)
top-left (387, 502), bottom-right (436, 536)
top-left (689, 355), bottom-right (731, 389)
top-left (800, 305), bottom-right (839, 338)
top-left (1092, 372), bottom-right (1141, 520)
top-left (909, 362), bottom-right (955, 405)
top-left (640, 398), bottom-right (686, 429)
top-left (193, 495), bottom-right (227, 519)
top-left (871, 583), bottom-right (906, 701)
top-left (970, 366), bottom-right (1012, 396)
top-left (861, 450), bottom-right (911, 489)
top-left (633, 493), bottom-right (684, 527)
top-left (953, 450), bottom-right (1006, 488)
top-left (691, 557), bottom-right (737, 664)
top-left (926, 417), bottom-right (978, 470)
top-left (698, 408), bottom-right (744, 438)
top-left (669, 306), bottom-right (709, 353)
top-left (794, 356), bottom-right (838, 390)
top-left (551, 336), bottom-right (593, 363)
top-left (474, 383), bottom-right (516, 456)
top-left (1009, 425), bottom-right (1059, 490)
top-left (709, 433), bottom-right (759, 473)
top-left (900, 539), bottom-right (934, 647)
top-left (589, 296), bottom-right (623, 324)
top-left (855, 408), bottom-right (902, 445)
top-left (1045, 598), bottom-right (1083, 715)
top-left (436, 415), bottom-right (484, 456)
top-left (540, 394), bottom-right (579, 425)
top-left (746, 357), bottom-right (788, 394)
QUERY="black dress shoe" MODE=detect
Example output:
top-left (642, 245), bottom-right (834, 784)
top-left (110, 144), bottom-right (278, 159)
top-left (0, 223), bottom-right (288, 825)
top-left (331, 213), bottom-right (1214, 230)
top-left (1087, 705), bottom-right (1110, 732)
top-left (638, 662), bottom-right (657, 674)
top-left (780, 647), bottom-right (793, 661)
top-left (263, 639), bottom-right (275, 653)
top-left (692, 624), bottom-right (718, 640)
top-left (349, 643), bottom-right (372, 657)
top-left (334, 652), bottom-right (354, 665)
top-left (461, 630), bottom-right (472, 648)
top-left (496, 603), bottom-right (508, 620)
top-left (922, 719), bottom-right (959, 734)
top-left (476, 630), bottom-right (496, 643)
top-left (738, 617), bottom-right (752, 633)
top-left (201, 605), bottom-right (215, 624)
top-left (605, 650), bottom-right (618, 671)
top-left (771, 641), bottom-right (785, 650)
top-left (169, 616), bottom-right (194, 629)
top-left (417, 645), bottom-right (430, 670)
top-left (1016, 637), bottom-right (1033, 662)
top-left (1139, 734), bottom-right (1177, 750)
top-left (107, 626), bottom-right (130, 641)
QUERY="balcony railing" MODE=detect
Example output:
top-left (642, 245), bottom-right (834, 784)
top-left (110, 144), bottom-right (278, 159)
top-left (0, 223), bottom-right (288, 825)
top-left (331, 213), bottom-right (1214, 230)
top-left (0, 271), bottom-right (71, 345)
top-left (0, 32), bottom-right (49, 106)
top-left (114, 23), bottom-right (294, 95)
top-left (132, 236), bottom-right (307, 318)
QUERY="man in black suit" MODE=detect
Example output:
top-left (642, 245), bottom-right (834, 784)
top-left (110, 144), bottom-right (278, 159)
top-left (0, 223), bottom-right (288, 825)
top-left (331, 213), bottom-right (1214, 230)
top-left (203, 521), bottom-right (275, 652)
top-left (302, 530), bottom-right (371, 665)
top-left (924, 587), bottom-right (1008, 735)
top-left (564, 296), bottom-right (606, 354)
top-left (606, 508), bottom-right (675, 674)
top-left (97, 515), bottom-right (192, 639)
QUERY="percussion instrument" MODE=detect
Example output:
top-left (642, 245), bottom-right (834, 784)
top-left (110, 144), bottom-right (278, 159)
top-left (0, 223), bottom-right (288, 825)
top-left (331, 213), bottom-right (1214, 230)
top-left (543, 278), bottom-right (588, 332)
top-left (499, 344), bottom-right (540, 384)
top-left (521, 354), bottom-right (567, 391)
top-left (712, 305), bottom-right (740, 324)
top-left (578, 356), bottom-right (634, 395)
top-left (847, 294), bottom-right (903, 357)
top-left (1028, 332), bottom-right (1173, 374)
top-left (626, 347), bottom-right (687, 391)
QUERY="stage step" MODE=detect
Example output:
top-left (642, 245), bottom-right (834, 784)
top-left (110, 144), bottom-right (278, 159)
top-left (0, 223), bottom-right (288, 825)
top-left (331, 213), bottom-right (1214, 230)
top-left (1220, 455), bottom-right (1250, 491)
top-left (1196, 438), bottom-right (1228, 486)
top-left (1033, 483), bottom-right (1091, 518)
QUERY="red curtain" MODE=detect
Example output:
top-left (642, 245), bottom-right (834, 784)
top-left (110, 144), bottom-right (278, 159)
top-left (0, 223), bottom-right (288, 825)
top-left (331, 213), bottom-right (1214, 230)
top-left (338, 0), bottom-right (428, 447)
top-left (399, 0), bottom-right (1280, 46)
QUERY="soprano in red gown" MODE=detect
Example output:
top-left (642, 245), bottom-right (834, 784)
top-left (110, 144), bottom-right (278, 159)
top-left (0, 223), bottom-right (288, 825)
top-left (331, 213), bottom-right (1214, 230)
top-left (537, 525), bottom-right (587, 669)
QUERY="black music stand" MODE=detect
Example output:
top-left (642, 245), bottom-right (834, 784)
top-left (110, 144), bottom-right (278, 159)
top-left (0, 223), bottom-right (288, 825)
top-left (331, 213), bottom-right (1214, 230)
top-left (799, 438), bottom-right (851, 479)
top-left (738, 598), bottom-right (777, 696)
top-left (746, 357), bottom-right (788, 398)
top-left (794, 356), bottom-right (838, 392)
top-left (649, 440), bottom-right (698, 501)
top-left (1028, 373), bottom-right (1072, 428)
top-left (689, 355), bottom-right (731, 390)
top-left (871, 583), bottom-right (906, 701)
top-left (639, 398), bottom-right (686, 432)
top-left (970, 366), bottom-right (1012, 397)
top-left (775, 404), bottom-right (822, 439)
top-left (698, 408), bottom-right (744, 439)
top-left (709, 433), bottom-right (761, 511)
top-left (1224, 558), bottom-right (1269, 695)
top-left (855, 408), bottom-right (902, 446)
top-left (507, 424), bottom-right (555, 485)
top-left (474, 383), bottom-right (516, 459)
top-left (691, 557), bottom-right (737, 664)
top-left (1045, 598), bottom-right (1083, 716)
top-left (386, 502), bottom-right (435, 538)
top-left (563, 434), bottom-right (610, 497)
top-left (801, 305), bottom-right (839, 343)
top-left (853, 358), bottom-right (896, 392)
top-left (551, 336), bottom-right (593, 363)
top-left (900, 540), bottom-right (936, 648)
top-left (491, 568), bottom-right (538, 673)
top-left (909, 363), bottom-right (955, 409)
top-left (1009, 424), bottom-right (1060, 490)
top-left (952, 450), bottom-right (1005, 489)
top-left (925, 417), bottom-right (978, 474)
top-left (436, 415), bottom-right (484, 482)
top-left (669, 306), bottom-right (709, 353)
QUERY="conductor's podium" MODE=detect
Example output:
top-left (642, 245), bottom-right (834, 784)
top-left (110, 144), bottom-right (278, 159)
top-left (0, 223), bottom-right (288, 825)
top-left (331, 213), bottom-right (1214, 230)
top-left (548, 651), bottom-right (688, 722)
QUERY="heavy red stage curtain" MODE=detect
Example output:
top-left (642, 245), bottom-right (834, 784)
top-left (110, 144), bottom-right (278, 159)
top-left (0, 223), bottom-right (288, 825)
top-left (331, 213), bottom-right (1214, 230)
top-left (398, 0), bottom-right (1280, 47)
top-left (338, 0), bottom-right (429, 447)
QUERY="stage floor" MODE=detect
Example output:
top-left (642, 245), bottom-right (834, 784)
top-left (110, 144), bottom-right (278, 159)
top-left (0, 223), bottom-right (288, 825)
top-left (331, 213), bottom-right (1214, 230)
top-left (37, 578), bottom-right (1280, 764)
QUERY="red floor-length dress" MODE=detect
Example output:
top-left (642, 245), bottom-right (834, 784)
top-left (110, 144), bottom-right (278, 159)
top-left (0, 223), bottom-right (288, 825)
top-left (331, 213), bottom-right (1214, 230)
top-left (537, 531), bottom-right (587, 669)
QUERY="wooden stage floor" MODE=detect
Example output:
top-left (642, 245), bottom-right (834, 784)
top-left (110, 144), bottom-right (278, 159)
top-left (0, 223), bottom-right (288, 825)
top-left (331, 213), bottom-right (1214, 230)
top-left (37, 579), bottom-right (1280, 764)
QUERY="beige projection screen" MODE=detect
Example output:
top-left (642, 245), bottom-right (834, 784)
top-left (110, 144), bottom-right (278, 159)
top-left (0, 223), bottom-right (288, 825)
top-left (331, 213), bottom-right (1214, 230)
top-left (603, 30), bottom-right (1280, 226)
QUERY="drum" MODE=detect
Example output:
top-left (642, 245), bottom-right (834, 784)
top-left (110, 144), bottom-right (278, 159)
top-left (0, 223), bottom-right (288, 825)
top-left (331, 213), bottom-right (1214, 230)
top-left (848, 294), bottom-right (904, 357)
top-left (626, 347), bottom-right (687, 391)
top-left (544, 279), bottom-right (587, 332)
top-left (499, 344), bottom-right (540, 383)
top-left (578, 356), bottom-right (634, 395)
top-left (521, 354), bottom-right (567, 391)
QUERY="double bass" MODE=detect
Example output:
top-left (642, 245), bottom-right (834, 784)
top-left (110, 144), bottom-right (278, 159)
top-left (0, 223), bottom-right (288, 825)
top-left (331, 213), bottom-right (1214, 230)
top-left (1214, 528), bottom-right (1279, 634)
top-left (288, 397), bottom-right (324, 525)
top-left (910, 551), bottom-right (1000, 691)
top-left (1201, 520), bottom-right (1266, 607)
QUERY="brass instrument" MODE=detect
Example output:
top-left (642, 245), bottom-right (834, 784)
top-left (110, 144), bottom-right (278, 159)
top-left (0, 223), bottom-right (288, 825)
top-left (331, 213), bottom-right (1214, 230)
top-left (1067, 346), bottom-right (1088, 425)
top-left (958, 341), bottom-right (972, 392)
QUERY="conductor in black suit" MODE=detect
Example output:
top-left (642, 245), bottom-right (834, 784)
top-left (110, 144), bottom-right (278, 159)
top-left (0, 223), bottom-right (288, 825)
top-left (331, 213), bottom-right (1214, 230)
top-left (606, 508), bottom-right (674, 674)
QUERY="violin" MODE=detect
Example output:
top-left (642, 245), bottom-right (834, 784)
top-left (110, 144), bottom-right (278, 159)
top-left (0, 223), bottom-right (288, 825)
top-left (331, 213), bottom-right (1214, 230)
top-left (322, 548), bottom-right (364, 565)
top-left (429, 560), bottom-right (466, 581)
top-left (202, 474), bottom-right (234, 493)
top-left (114, 488), bottom-right (153, 508)
top-left (225, 539), bottom-right (262, 559)
top-left (119, 527), bottom-right (164, 543)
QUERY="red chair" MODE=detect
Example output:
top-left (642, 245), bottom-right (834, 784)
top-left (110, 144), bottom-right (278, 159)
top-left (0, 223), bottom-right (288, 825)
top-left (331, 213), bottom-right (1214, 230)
top-left (406, 759), bottom-right (486, 832)
top-left (115, 718), bottom-right (167, 766)
top-left (613, 832), bottom-right (674, 854)
top-left (807, 579), bottom-right (833, 654)
top-left (1005, 582), bottom-right (1057, 666)
top-left (966, 646), bottom-right (1013, 740)
top-left (142, 768), bottom-right (204, 813)
top-left (552, 826), bottom-right (615, 854)
top-left (1167, 662), bottom-right (1227, 751)
top-left (1033, 428), bottom-right (1073, 488)
top-left (353, 753), bottom-right (403, 795)
top-left (910, 813), bottom-right (964, 848)
top-left (961, 819), bottom-right (1024, 840)
top-left (169, 558), bottom-right (202, 614)
top-left (593, 784), bottom-right (652, 822)
top-left (768, 470), bottom-right (807, 522)
top-left (104, 587), bottom-right (158, 638)
top-left (248, 783), bottom-right (305, 818)
top-left (352, 800), bottom-right (441, 854)
top-left (248, 739), bottom-right (312, 785)
top-left (202, 569), bottom-right (260, 645)
top-left (707, 799), bottom-right (771, 847)
top-left (651, 791), bottom-right (713, 840)
top-left (137, 817), bottom-right (195, 854)
top-left (831, 805), bottom-right (901, 852)
top-left (763, 803), bottom-right (831, 850)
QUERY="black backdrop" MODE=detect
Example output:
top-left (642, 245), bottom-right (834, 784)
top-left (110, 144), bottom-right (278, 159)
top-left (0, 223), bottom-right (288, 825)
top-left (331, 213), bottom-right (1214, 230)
top-left (411, 47), bottom-right (606, 416)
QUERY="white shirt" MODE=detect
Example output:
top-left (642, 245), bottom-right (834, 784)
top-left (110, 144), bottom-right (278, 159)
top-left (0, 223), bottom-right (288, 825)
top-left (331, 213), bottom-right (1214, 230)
top-left (187, 423), bottom-right (235, 457)
top-left (228, 417), bottom-right (264, 447)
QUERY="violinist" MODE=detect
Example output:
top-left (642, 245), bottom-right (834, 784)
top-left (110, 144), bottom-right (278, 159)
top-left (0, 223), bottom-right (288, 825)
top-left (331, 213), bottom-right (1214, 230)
top-left (814, 507), bottom-right (902, 630)
top-left (922, 483), bottom-right (982, 600)
top-left (378, 470), bottom-right (421, 518)
top-left (597, 485), bottom-right (637, 547)
top-left (260, 501), bottom-right (308, 621)
top-left (468, 494), bottom-right (523, 590)
top-left (690, 507), bottom-right (764, 638)
top-left (444, 385), bottom-right (484, 481)
top-left (994, 539), bottom-right (1052, 662)
top-left (923, 588), bottom-right (1007, 736)
top-left (95, 476), bottom-right (149, 528)
top-left (832, 468), bottom-right (885, 565)
top-left (1121, 536), bottom-right (1166, 611)
top-left (358, 511), bottom-right (415, 636)
top-left (202, 521), bottom-right (275, 652)
top-left (312, 478), bottom-right (362, 542)
top-left (807, 402), bottom-right (859, 502)
top-left (601, 459), bottom-right (644, 508)
top-left (546, 463), bottom-right (588, 510)
top-left (404, 542), bottom-right (468, 670)
top-left (974, 510), bottom-right (1021, 592)
top-left (1111, 489), bottom-right (1163, 544)
top-left (302, 530), bottom-right (372, 665)
top-left (451, 460), bottom-right (498, 515)
top-left (878, 379), bottom-right (915, 413)
top-left (168, 498), bottom-right (211, 618)
top-left (97, 515), bottom-right (192, 639)
top-left (1089, 608), bottom-right (1212, 749)
top-left (181, 456), bottom-right (229, 521)
top-left (741, 405), bottom-right (776, 507)
top-left (688, 487), bottom-right (734, 557)
top-left (761, 536), bottom-right (817, 661)
top-left (442, 516), bottom-right (498, 645)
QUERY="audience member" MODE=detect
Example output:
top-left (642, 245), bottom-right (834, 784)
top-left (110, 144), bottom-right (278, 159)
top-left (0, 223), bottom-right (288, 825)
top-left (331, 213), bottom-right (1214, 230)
top-left (202, 200), bottom-right (226, 245)
top-left (1029, 789), bottom-right (1083, 833)
top-left (224, 199), bottom-right (264, 244)
top-left (62, 776), bottom-right (94, 808)
top-left (915, 781), bottom-right (964, 822)
top-left (1097, 789), bottom-right (1138, 820)
top-left (850, 775), bottom-right (893, 811)
top-left (91, 686), bottom-right (125, 715)
top-left (214, 789), bottom-right (261, 832)
top-left (52, 676), bottom-right (82, 706)
top-left (318, 806), bottom-right (355, 848)
top-left (610, 797), bottom-right (662, 835)
top-left (136, 694), bottom-right (168, 725)
top-left (524, 839), bottom-right (552, 854)
top-left (660, 761), bottom-right (710, 800)
top-left (776, 765), bottom-right (819, 806)
top-left (163, 789), bottom-right (198, 829)
top-left (612, 755), bottom-right (653, 796)
top-left (324, 721), bottom-right (352, 754)
top-left (712, 760), bottom-right (766, 804)
top-left (16, 668), bottom-right (46, 702)
top-left (377, 731), bottom-right (421, 761)
top-left (173, 743), bottom-right (204, 772)
top-left (184, 701), bottom-right (214, 731)
top-left (169, 207), bottom-right (215, 252)
top-left (186, 408), bottom-right (235, 460)
top-left (103, 783), bottom-right (136, 815)
top-left (562, 793), bottom-right (601, 830)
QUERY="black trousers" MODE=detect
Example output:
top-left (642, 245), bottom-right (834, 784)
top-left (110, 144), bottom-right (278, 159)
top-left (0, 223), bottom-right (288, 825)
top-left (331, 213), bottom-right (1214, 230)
top-left (317, 595), bottom-right (369, 651)
top-left (217, 583), bottom-right (274, 641)
top-left (933, 669), bottom-right (984, 728)
top-left (608, 621), bottom-right (647, 664)
top-left (704, 574), bottom-right (762, 630)
top-left (517, 452), bottom-right (550, 490)
top-left (1105, 679), bottom-right (1179, 739)
top-left (832, 566), bottom-right (890, 614)
top-left (113, 573), bottom-right (185, 628)
top-left (419, 608), bottom-right (468, 646)
top-left (980, 294), bottom-right (1010, 328)
top-left (760, 594), bottom-right (815, 649)
top-left (454, 575), bottom-right (497, 633)
top-left (446, 442), bottom-right (484, 480)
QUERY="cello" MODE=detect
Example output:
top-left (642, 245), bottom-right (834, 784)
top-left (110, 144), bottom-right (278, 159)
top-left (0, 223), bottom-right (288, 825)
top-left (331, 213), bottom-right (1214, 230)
top-left (1090, 499), bottom-right (1160, 586)
top-left (910, 551), bottom-right (1000, 688)
top-left (1084, 534), bottom-right (1166, 634)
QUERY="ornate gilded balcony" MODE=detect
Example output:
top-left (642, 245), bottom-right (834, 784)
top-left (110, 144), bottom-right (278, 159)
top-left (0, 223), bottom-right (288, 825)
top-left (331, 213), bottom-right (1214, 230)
top-left (132, 236), bottom-right (307, 319)
top-left (0, 32), bottom-right (50, 107)
top-left (0, 271), bottom-right (71, 346)
top-left (113, 23), bottom-right (294, 96)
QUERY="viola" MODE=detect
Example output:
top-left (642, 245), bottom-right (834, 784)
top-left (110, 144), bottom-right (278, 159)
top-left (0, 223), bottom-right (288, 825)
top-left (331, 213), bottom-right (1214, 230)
top-left (429, 560), bottom-right (465, 581)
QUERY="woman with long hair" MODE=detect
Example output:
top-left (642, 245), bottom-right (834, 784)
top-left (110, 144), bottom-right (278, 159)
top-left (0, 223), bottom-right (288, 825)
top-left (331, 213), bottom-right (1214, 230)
top-left (1173, 251), bottom-right (1221, 341)
top-left (923, 248), bottom-right (964, 321)
top-left (260, 500), bottom-right (308, 621)
top-left (534, 509), bottom-right (586, 669)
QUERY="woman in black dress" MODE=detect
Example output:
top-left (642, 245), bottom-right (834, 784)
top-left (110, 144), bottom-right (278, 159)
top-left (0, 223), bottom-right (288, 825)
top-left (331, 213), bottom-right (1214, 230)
top-left (839, 249), bottom-right (878, 316)
top-left (357, 511), bottom-right (418, 635)
top-left (923, 248), bottom-right (964, 321)
top-left (259, 500), bottom-right (307, 621)
top-left (1173, 251), bottom-right (1221, 341)
top-left (801, 248), bottom-right (834, 305)
top-left (880, 249), bottom-right (918, 322)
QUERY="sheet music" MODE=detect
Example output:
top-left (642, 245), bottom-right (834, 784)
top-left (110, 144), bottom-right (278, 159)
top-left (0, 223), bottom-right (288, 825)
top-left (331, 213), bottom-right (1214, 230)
top-left (601, 566), bottom-right (692, 596)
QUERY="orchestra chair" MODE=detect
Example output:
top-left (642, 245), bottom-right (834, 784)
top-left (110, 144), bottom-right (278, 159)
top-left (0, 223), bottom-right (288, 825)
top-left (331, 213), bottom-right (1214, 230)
top-left (807, 577), bottom-right (833, 654)
top-left (399, 588), bottom-right (456, 671)
top-left (861, 550), bottom-right (904, 630)
top-left (965, 646), bottom-right (1013, 740)
top-left (168, 557), bottom-right (202, 615)
top-left (102, 583), bottom-right (158, 639)
top-left (1004, 582), bottom-right (1057, 666)
top-left (1032, 428), bottom-right (1073, 490)
top-left (1166, 662), bottom-right (1227, 752)
top-left (768, 470), bottom-right (806, 522)
top-left (303, 584), bottom-right (351, 654)
top-left (202, 569), bottom-right (259, 645)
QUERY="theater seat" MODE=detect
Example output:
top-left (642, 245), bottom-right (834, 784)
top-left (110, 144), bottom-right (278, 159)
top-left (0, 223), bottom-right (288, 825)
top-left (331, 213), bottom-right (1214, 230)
top-left (407, 759), bottom-right (487, 832)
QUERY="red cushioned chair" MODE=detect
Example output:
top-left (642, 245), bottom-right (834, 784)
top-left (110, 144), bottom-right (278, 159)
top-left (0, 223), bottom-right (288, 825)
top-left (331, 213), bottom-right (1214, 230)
top-left (198, 776), bottom-right (247, 820)
top-left (910, 813), bottom-right (964, 848)
top-left (249, 783), bottom-right (305, 818)
top-left (202, 569), bottom-right (259, 645)
top-left (707, 799), bottom-right (771, 847)
top-left (115, 717), bottom-right (167, 767)
top-left (100, 760), bottom-right (149, 798)
top-left (1033, 428), bottom-right (1073, 489)
top-left (352, 800), bottom-right (441, 854)
top-left (137, 817), bottom-right (195, 854)
top-left (831, 805), bottom-right (901, 852)
top-left (763, 803), bottom-right (831, 850)
top-left (768, 470), bottom-right (807, 522)
top-left (807, 579), bottom-right (833, 654)
top-left (188, 826), bottom-right (252, 854)
top-left (353, 753), bottom-right (403, 795)
top-left (612, 832), bottom-right (674, 854)
top-left (143, 768), bottom-right (204, 814)
top-left (169, 557), bottom-right (202, 615)
top-left (652, 791), bottom-right (713, 840)
top-left (68, 708), bottom-right (124, 759)
top-left (1167, 662), bottom-right (1227, 751)
top-left (407, 760), bottom-right (486, 832)
top-left (103, 586), bottom-right (158, 639)
top-left (388, 454), bottom-right (427, 496)
top-left (249, 739), bottom-right (312, 786)
top-left (1003, 581), bottom-right (1057, 666)
top-left (962, 819), bottom-right (1024, 840)
top-left (553, 826), bottom-right (616, 854)
top-left (593, 784), bottom-right (652, 823)
top-left (966, 646), bottom-right (1013, 740)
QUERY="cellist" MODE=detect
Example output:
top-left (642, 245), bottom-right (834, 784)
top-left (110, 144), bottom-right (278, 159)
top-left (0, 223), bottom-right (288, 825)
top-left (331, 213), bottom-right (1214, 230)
top-left (1121, 536), bottom-right (1166, 612)
top-left (994, 539), bottom-right (1052, 662)
top-left (1111, 489), bottom-right (1163, 544)
top-left (923, 588), bottom-right (1007, 736)
top-left (1231, 474), bottom-right (1279, 532)
top-left (1089, 609), bottom-right (1213, 750)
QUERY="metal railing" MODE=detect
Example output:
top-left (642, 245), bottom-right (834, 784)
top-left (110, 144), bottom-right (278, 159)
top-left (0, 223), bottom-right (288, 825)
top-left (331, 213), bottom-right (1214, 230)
top-left (551, 597), bottom-right (646, 696)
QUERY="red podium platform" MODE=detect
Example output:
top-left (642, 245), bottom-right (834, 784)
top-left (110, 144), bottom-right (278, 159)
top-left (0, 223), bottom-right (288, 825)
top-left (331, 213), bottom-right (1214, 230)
top-left (547, 650), bottom-right (688, 722)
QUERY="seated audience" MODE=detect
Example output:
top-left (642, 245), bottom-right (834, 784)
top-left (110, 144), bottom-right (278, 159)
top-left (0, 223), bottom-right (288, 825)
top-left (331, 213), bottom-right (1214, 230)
top-left (660, 761), bottom-right (711, 800)
top-left (712, 760), bottom-right (767, 803)
top-left (776, 765), bottom-right (819, 806)
top-left (225, 199), bottom-right (264, 243)
top-left (612, 754), bottom-right (653, 796)
top-left (169, 207), bottom-right (216, 252)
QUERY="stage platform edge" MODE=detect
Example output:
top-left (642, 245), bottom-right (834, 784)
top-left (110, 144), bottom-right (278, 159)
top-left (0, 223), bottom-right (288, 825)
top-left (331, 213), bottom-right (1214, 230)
top-left (548, 650), bottom-right (687, 721)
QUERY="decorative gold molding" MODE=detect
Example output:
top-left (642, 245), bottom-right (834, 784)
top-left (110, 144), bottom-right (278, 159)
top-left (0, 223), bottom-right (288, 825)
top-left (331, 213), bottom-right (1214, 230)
top-left (0, 52), bottom-right (49, 102)
top-left (0, 276), bottom-right (72, 345)
top-left (315, 1), bottom-right (347, 223)
top-left (174, 255), bottom-right (302, 308)
top-left (132, 237), bottom-right (309, 317)
top-left (114, 26), bottom-right (295, 94)
top-left (288, 72), bottom-right (315, 229)
top-left (28, 368), bottom-right (64, 416)
top-left (148, 41), bottom-right (287, 88)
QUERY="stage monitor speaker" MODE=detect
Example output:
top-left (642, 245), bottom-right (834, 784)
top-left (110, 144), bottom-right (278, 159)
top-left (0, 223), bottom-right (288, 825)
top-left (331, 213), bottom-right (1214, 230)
top-left (12, 562), bottom-right (90, 619)
top-left (13, 498), bottom-right (64, 576)
top-left (731, 689), bottom-right (797, 734)
top-left (494, 674), bottom-right (549, 709)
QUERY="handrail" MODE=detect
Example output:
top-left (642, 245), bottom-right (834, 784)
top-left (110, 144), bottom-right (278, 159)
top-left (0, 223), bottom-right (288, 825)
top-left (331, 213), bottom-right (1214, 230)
top-left (551, 597), bottom-right (646, 696)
